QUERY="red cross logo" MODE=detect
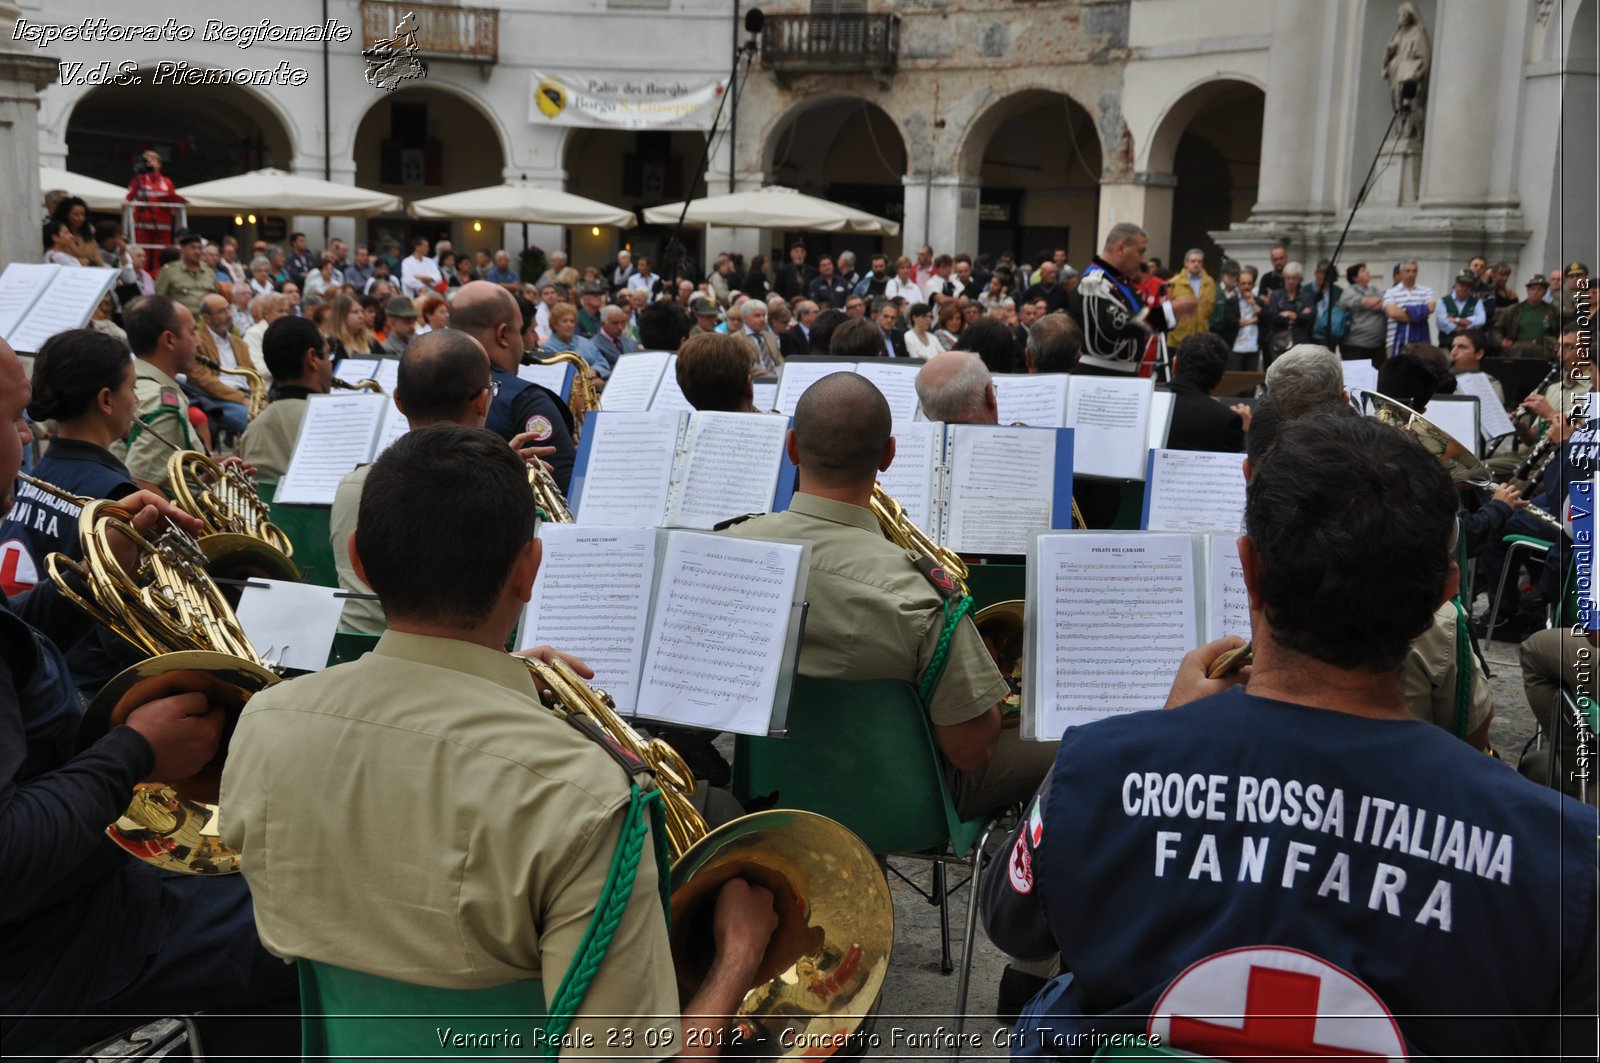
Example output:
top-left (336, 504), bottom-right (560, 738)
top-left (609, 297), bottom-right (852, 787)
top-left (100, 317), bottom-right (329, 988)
top-left (0, 540), bottom-right (38, 596)
top-left (1150, 946), bottom-right (1407, 1062)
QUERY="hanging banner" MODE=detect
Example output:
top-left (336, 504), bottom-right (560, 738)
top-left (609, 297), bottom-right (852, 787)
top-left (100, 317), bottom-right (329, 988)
top-left (528, 70), bottom-right (725, 130)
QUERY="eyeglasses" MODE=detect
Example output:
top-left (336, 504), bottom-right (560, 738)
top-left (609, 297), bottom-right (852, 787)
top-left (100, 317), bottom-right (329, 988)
top-left (485, 380), bottom-right (502, 398)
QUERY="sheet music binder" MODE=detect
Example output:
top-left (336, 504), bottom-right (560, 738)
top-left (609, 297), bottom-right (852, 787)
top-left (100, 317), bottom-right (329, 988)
top-left (593, 350), bottom-right (678, 411)
top-left (0, 263), bottom-right (119, 354)
top-left (568, 410), bottom-right (798, 528)
top-left (517, 360), bottom-right (576, 401)
top-left (275, 392), bottom-right (406, 505)
top-left (1140, 448), bottom-right (1249, 533)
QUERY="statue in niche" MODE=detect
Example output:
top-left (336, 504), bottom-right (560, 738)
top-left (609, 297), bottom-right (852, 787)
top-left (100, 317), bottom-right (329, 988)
top-left (1383, 2), bottom-right (1431, 147)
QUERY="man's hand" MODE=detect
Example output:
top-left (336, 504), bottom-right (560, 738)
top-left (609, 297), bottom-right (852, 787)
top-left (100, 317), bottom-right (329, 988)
top-left (217, 455), bottom-right (256, 478)
top-left (514, 646), bottom-right (595, 680)
top-left (507, 434), bottom-right (557, 471)
top-left (1491, 482), bottom-right (1527, 508)
top-left (123, 691), bottom-right (223, 781)
top-left (109, 490), bottom-right (206, 577)
top-left (1230, 402), bottom-right (1254, 431)
top-left (712, 878), bottom-right (778, 972)
top-left (1521, 394), bottom-right (1557, 422)
top-left (1164, 636), bottom-right (1251, 709)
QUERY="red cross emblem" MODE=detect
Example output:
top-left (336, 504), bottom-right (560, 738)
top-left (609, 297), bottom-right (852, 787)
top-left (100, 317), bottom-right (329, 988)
top-left (0, 540), bottom-right (38, 596)
top-left (930, 565), bottom-right (955, 592)
top-left (1149, 946), bottom-right (1407, 1062)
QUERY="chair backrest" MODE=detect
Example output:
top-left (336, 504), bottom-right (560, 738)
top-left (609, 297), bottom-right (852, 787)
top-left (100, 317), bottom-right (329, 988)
top-left (733, 676), bottom-right (987, 856)
top-left (259, 481), bottom-right (339, 588)
top-left (299, 960), bottom-right (544, 1061)
top-left (329, 631), bottom-right (383, 666)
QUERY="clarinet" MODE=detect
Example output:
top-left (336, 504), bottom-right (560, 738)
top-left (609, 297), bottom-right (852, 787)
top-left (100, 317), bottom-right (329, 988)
top-left (1511, 363), bottom-right (1562, 429)
top-left (1511, 434), bottom-right (1556, 485)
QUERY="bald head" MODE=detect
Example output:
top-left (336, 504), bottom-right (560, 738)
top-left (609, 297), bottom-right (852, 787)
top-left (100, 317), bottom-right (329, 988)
top-left (792, 372), bottom-right (893, 489)
top-left (916, 350), bottom-right (997, 424)
top-left (200, 293), bottom-right (228, 315)
top-left (397, 328), bottom-right (492, 427)
top-left (446, 281), bottom-right (521, 370)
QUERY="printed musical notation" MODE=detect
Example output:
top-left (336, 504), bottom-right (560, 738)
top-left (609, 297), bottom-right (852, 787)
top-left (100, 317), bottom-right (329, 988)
top-left (650, 359), bottom-right (695, 414)
top-left (1206, 535), bottom-right (1251, 643)
top-left (575, 413), bottom-right (681, 526)
top-left (638, 532), bottom-right (803, 735)
top-left (4, 267), bottom-right (118, 355)
top-left (878, 421), bottom-right (942, 532)
top-left (1067, 376), bottom-right (1152, 480)
top-left (522, 526), bottom-right (658, 714)
top-left (946, 426), bottom-right (1056, 554)
top-left (601, 351), bottom-right (673, 412)
top-left (669, 413), bottom-right (788, 530)
top-left (1145, 449), bottom-right (1248, 534)
top-left (1032, 533), bottom-right (1198, 736)
top-left (0, 263), bottom-right (56, 339)
top-left (852, 362), bottom-right (922, 427)
top-left (276, 393), bottom-right (389, 504)
top-left (994, 374), bottom-right (1069, 428)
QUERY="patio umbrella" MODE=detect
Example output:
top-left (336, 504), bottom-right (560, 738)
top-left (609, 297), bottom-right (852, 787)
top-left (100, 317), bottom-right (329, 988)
top-left (641, 185), bottom-right (899, 236)
top-left (178, 168), bottom-right (402, 216)
top-left (40, 166), bottom-right (138, 211)
top-left (409, 181), bottom-right (635, 228)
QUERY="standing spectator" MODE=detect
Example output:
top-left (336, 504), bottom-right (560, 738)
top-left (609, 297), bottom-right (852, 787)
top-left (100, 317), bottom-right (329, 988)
top-left (284, 232), bottom-right (316, 286)
top-left (835, 250), bottom-right (860, 289)
top-left (484, 250), bottom-right (520, 290)
top-left (303, 253), bottom-right (343, 301)
top-left (774, 242), bottom-right (816, 301)
top-left (1339, 262), bottom-right (1389, 367)
top-left (627, 256), bottom-right (662, 298)
top-left (1491, 274), bottom-right (1556, 358)
top-left (807, 255), bottom-right (852, 308)
top-left (536, 250), bottom-right (579, 295)
top-left (437, 250), bottom-right (461, 288)
top-left (978, 270), bottom-right (1012, 312)
top-left (903, 303), bottom-right (945, 360)
top-left (1170, 250), bottom-right (1220, 350)
top-left (154, 231), bottom-right (218, 315)
top-left (1226, 267), bottom-right (1262, 372)
top-left (609, 249), bottom-right (635, 293)
top-left (1309, 259), bottom-right (1344, 347)
top-left (126, 150), bottom-right (179, 258)
top-left (875, 300), bottom-right (907, 359)
top-left (1022, 261), bottom-right (1073, 316)
top-left (912, 244), bottom-right (937, 289)
top-left (1261, 262), bottom-right (1314, 363)
top-left (1436, 269), bottom-right (1487, 339)
top-left (1257, 244), bottom-right (1289, 297)
top-left (740, 255), bottom-right (773, 302)
top-left (884, 256), bottom-right (924, 302)
top-left (344, 245), bottom-right (376, 291)
top-left (709, 254), bottom-right (738, 306)
top-left (399, 238), bottom-right (439, 298)
top-left (1382, 259), bottom-right (1437, 357)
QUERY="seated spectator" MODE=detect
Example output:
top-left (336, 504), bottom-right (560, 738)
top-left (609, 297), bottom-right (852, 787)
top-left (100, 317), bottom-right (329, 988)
top-left (1165, 332), bottom-right (1245, 452)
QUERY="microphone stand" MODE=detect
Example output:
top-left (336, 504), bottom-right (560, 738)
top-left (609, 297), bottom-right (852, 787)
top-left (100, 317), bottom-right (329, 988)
top-left (1318, 87), bottom-right (1414, 343)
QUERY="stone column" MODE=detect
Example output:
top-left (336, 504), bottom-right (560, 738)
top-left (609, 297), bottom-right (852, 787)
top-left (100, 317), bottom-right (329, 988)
top-left (1418, 1), bottom-right (1514, 210)
top-left (0, 1), bottom-right (59, 273)
top-left (1097, 174), bottom-right (1174, 259)
top-left (902, 174), bottom-right (978, 258)
top-left (1252, 0), bottom-right (1326, 219)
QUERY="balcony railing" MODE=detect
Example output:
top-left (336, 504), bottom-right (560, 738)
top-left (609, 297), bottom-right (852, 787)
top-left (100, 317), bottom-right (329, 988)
top-left (361, 1), bottom-right (499, 65)
top-left (760, 13), bottom-right (900, 83)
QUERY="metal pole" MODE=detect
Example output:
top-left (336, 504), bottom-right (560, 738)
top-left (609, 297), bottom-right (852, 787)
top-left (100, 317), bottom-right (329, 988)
top-left (322, 0), bottom-right (332, 246)
top-left (730, 0), bottom-right (741, 195)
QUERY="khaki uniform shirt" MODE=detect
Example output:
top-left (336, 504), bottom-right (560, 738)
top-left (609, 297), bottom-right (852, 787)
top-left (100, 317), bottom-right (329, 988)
top-left (722, 493), bottom-right (1008, 726)
top-left (1401, 601), bottom-right (1492, 739)
top-left (112, 360), bottom-right (198, 491)
top-left (220, 630), bottom-right (679, 1047)
top-left (236, 394), bottom-right (307, 484)
top-left (329, 463), bottom-right (386, 635)
top-left (154, 261), bottom-right (218, 314)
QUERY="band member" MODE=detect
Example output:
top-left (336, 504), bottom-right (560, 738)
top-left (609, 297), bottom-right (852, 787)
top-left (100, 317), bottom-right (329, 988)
top-left (237, 317), bottom-right (333, 483)
top-left (982, 411), bottom-right (1595, 1059)
top-left (676, 332), bottom-right (757, 413)
top-left (1075, 223), bottom-right (1186, 376)
top-left (223, 424), bottom-right (777, 1051)
top-left (113, 295), bottom-right (204, 492)
top-left (0, 337), bottom-right (298, 1056)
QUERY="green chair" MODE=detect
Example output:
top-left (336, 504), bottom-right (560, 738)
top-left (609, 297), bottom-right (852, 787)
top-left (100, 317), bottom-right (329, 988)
top-left (732, 676), bottom-right (1001, 1022)
top-left (259, 481), bottom-right (339, 588)
top-left (329, 631), bottom-right (383, 667)
top-left (1485, 532), bottom-right (1553, 643)
top-left (299, 960), bottom-right (544, 1061)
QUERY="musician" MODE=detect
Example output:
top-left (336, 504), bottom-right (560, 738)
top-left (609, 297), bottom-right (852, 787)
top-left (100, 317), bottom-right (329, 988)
top-left (224, 424), bottom-right (777, 1052)
top-left (1164, 333), bottom-right (1245, 453)
top-left (450, 281), bottom-right (577, 493)
top-left (237, 318), bottom-right (333, 484)
top-left (1447, 329), bottom-right (1504, 404)
top-left (1025, 313), bottom-right (1082, 374)
top-left (0, 330), bottom-right (137, 595)
top-left (1520, 625), bottom-right (1597, 802)
top-left (676, 333), bottom-right (756, 413)
top-left (1075, 222), bottom-right (1185, 376)
top-left (981, 411), bottom-right (1596, 1060)
top-left (112, 295), bottom-right (205, 493)
top-left (915, 350), bottom-right (999, 425)
top-left (0, 337), bottom-right (298, 1057)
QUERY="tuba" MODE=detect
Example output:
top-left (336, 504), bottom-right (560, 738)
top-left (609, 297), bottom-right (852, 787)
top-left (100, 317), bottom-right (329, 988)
top-left (195, 354), bottom-right (268, 420)
top-left (535, 353), bottom-right (601, 441)
top-left (41, 491), bottom-right (280, 875)
top-left (522, 656), bottom-right (892, 1053)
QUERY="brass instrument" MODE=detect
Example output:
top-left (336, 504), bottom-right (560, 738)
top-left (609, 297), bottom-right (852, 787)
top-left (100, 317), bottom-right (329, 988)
top-left (43, 494), bottom-right (280, 875)
top-left (522, 655), bottom-right (892, 1052)
top-left (1206, 642), bottom-right (1254, 679)
top-left (870, 483), bottom-right (970, 595)
top-left (195, 354), bottom-right (268, 420)
top-left (528, 463), bottom-right (573, 524)
top-left (332, 376), bottom-right (384, 393)
top-left (535, 353), bottom-right (601, 441)
top-left (167, 450), bottom-right (299, 581)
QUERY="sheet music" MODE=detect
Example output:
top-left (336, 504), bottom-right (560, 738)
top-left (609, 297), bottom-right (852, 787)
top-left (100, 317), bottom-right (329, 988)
top-left (1147, 389), bottom-right (1176, 450)
top-left (1067, 376), bottom-right (1152, 479)
top-left (1341, 359), bottom-right (1378, 395)
top-left (518, 361), bottom-right (573, 398)
top-left (235, 579), bottom-right (345, 672)
top-left (945, 426), bottom-right (1056, 554)
top-left (878, 421), bottom-right (942, 532)
top-left (574, 412), bottom-right (682, 526)
top-left (274, 393), bottom-right (386, 504)
top-left (1426, 396), bottom-right (1480, 456)
top-left (1144, 449), bottom-right (1248, 533)
top-left (1031, 533), bottom-right (1198, 736)
top-left (372, 359), bottom-right (402, 395)
top-left (650, 356), bottom-right (695, 414)
top-left (636, 531), bottom-right (804, 735)
top-left (668, 412), bottom-right (788, 530)
top-left (600, 351), bottom-right (671, 412)
top-left (775, 361), bottom-right (849, 415)
top-left (0, 263), bottom-right (59, 340)
top-left (372, 401), bottom-right (410, 456)
top-left (752, 381), bottom-right (778, 413)
top-left (1205, 534), bottom-right (1251, 643)
top-left (994, 374), bottom-right (1069, 428)
top-left (5, 267), bottom-right (117, 354)
top-left (1452, 372), bottom-right (1515, 440)
top-left (521, 526), bottom-right (659, 715)
top-left (333, 357), bottom-right (381, 385)
top-left (853, 361), bottom-right (922, 427)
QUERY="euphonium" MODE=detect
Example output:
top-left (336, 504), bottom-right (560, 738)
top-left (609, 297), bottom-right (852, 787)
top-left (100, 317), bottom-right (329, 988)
top-left (521, 656), bottom-right (893, 1054)
top-left (195, 354), bottom-right (268, 420)
top-left (535, 353), bottom-right (601, 441)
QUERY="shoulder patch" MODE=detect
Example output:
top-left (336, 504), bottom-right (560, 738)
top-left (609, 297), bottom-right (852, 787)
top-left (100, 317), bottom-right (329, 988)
top-left (912, 554), bottom-right (962, 600)
top-left (523, 414), bottom-right (553, 441)
top-left (713, 513), bottom-right (763, 531)
top-left (160, 387), bottom-right (181, 407)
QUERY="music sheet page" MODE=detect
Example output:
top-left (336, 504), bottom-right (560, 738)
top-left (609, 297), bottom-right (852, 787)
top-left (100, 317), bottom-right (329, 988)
top-left (1453, 372), bottom-right (1515, 440)
top-left (601, 351), bottom-right (671, 411)
top-left (1147, 389), bottom-right (1176, 450)
top-left (945, 426), bottom-right (1055, 554)
top-left (636, 531), bottom-right (804, 735)
top-left (1066, 375), bottom-right (1152, 479)
top-left (650, 356), bottom-right (695, 414)
top-left (1342, 360), bottom-right (1379, 395)
top-left (274, 393), bottom-right (386, 504)
top-left (372, 401), bottom-right (410, 456)
top-left (668, 412), bottom-right (788, 530)
top-left (1205, 533), bottom-right (1251, 643)
top-left (853, 361), bottom-right (923, 427)
top-left (370, 359), bottom-right (402, 395)
top-left (775, 361), bottom-right (850, 415)
top-left (0, 263), bottom-right (59, 341)
top-left (752, 380), bottom-right (778, 413)
top-left (521, 525), bottom-right (659, 715)
top-left (573, 412), bottom-right (682, 526)
top-left (994, 374), bottom-right (1070, 428)
top-left (1144, 449), bottom-right (1248, 533)
top-left (234, 579), bottom-right (346, 673)
top-left (1425, 397), bottom-right (1480, 455)
top-left (1031, 532), bottom-right (1199, 737)
top-left (517, 361), bottom-right (573, 398)
top-left (878, 421), bottom-right (943, 532)
top-left (333, 357), bottom-right (381, 385)
top-left (6, 267), bottom-right (117, 354)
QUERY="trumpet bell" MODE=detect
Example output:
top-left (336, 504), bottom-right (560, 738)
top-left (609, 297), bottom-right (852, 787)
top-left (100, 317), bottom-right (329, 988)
top-left (669, 809), bottom-right (892, 1056)
top-left (1348, 388), bottom-right (1491, 487)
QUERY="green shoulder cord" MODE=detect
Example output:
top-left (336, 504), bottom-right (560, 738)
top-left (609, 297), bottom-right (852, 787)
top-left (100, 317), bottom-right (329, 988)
top-left (539, 783), bottom-right (670, 1055)
top-left (1449, 519), bottom-right (1473, 740)
top-left (920, 594), bottom-right (975, 705)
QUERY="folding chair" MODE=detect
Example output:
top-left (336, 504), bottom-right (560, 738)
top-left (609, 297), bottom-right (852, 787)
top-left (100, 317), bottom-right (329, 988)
top-left (299, 960), bottom-right (544, 1061)
top-left (258, 481), bottom-right (340, 588)
top-left (733, 676), bottom-right (1003, 1026)
top-left (1484, 532), bottom-right (1553, 643)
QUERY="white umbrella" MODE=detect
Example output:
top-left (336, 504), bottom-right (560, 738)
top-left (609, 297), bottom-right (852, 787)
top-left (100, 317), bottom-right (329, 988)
top-left (178, 167), bottom-right (402, 216)
top-left (641, 185), bottom-right (899, 236)
top-left (40, 166), bottom-right (136, 211)
top-left (409, 181), bottom-right (635, 228)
